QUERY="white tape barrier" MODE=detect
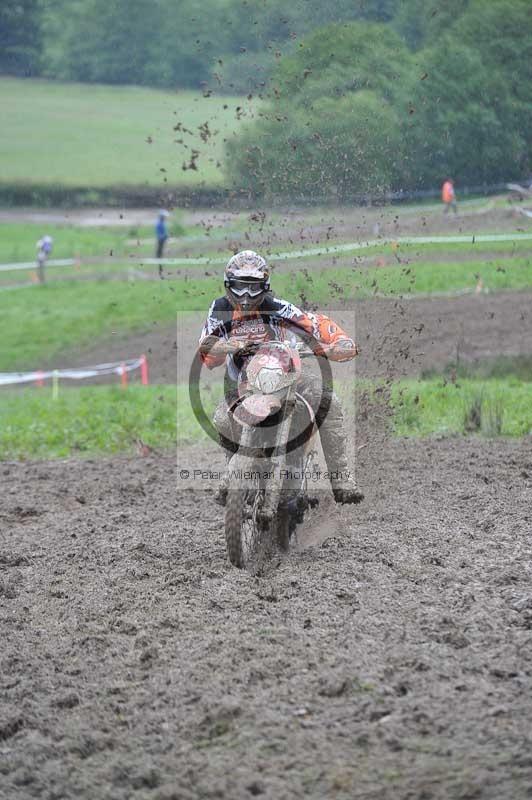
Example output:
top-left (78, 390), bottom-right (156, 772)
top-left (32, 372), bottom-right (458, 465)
top-left (266, 232), bottom-right (532, 261)
top-left (0, 259), bottom-right (75, 273)
top-left (0, 357), bottom-right (145, 387)
top-left (143, 232), bottom-right (532, 265)
top-left (2, 233), bottom-right (532, 274)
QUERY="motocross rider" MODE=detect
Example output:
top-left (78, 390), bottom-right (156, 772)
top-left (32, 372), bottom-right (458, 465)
top-left (198, 250), bottom-right (364, 506)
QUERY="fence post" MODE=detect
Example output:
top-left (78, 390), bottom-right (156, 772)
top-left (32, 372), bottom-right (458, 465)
top-left (37, 255), bottom-right (46, 284)
top-left (121, 362), bottom-right (128, 388)
top-left (52, 370), bottom-right (59, 400)
top-left (140, 354), bottom-right (149, 386)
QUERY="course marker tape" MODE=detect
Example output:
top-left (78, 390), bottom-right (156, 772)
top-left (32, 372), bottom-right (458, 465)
top-left (0, 356), bottom-right (148, 389)
top-left (0, 259), bottom-right (74, 273)
top-left (1, 234), bottom-right (531, 274)
top-left (265, 233), bottom-right (532, 262)
top-left (138, 233), bottom-right (532, 266)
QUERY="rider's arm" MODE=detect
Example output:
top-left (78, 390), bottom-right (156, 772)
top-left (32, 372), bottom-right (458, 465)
top-left (199, 336), bottom-right (249, 360)
top-left (199, 300), bottom-right (257, 369)
top-left (319, 337), bottom-right (359, 361)
top-left (198, 301), bottom-right (228, 369)
top-left (271, 299), bottom-right (359, 362)
top-left (303, 312), bottom-right (359, 361)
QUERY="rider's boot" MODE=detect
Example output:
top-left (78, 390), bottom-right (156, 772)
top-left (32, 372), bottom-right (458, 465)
top-left (214, 435), bottom-right (236, 507)
top-left (330, 476), bottom-right (364, 505)
top-left (213, 395), bottom-right (240, 506)
top-left (318, 395), bottom-right (364, 505)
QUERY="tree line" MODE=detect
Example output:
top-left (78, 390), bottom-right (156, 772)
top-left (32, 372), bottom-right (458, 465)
top-left (0, 0), bottom-right (476, 90)
top-left (2, 0), bottom-right (530, 198)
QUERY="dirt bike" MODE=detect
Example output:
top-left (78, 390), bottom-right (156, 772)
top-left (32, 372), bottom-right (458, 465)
top-left (224, 340), bottom-right (320, 568)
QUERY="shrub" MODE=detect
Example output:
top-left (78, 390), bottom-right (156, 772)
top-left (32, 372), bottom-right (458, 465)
top-left (462, 390), bottom-right (483, 433)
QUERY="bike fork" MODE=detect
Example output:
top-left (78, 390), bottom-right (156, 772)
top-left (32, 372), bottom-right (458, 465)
top-left (258, 396), bottom-right (295, 523)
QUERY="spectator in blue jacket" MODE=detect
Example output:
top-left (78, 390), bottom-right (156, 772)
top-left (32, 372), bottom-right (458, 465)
top-left (155, 210), bottom-right (170, 259)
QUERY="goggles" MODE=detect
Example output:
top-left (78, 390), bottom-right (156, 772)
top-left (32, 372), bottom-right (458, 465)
top-left (225, 277), bottom-right (269, 297)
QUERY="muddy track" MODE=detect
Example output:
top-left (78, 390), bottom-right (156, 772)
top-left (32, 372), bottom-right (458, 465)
top-left (173, 204), bottom-right (532, 258)
top-left (1, 437), bottom-right (532, 799)
top-left (53, 289), bottom-right (532, 383)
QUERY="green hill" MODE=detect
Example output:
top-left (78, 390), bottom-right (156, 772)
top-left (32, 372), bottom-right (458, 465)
top-left (0, 78), bottom-right (255, 194)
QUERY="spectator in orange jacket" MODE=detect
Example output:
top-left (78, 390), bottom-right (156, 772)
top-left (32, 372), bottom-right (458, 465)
top-left (442, 178), bottom-right (457, 214)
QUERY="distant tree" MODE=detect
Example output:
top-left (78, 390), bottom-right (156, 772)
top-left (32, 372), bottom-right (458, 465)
top-left (42, 0), bottom-right (226, 88)
top-left (143, 0), bottom-right (227, 89)
top-left (226, 22), bottom-right (411, 199)
top-left (454, 0), bottom-right (532, 139)
top-left (410, 0), bottom-right (532, 185)
top-left (0, 0), bottom-right (42, 76)
top-left (393, 0), bottom-right (471, 49)
top-left (42, 0), bottom-right (161, 85)
top-left (228, 91), bottom-right (402, 200)
top-left (212, 0), bottom-right (402, 92)
top-left (272, 22), bottom-right (412, 106)
top-left (217, 0), bottom-right (401, 51)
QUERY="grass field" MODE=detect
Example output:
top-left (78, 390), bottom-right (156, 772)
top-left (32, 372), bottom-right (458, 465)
top-left (1, 377), bottom-right (530, 460)
top-left (0, 223), bottom-right (128, 262)
top-left (1, 78), bottom-right (256, 188)
top-left (2, 252), bottom-right (532, 371)
top-left (0, 385), bottom-right (180, 459)
top-left (288, 256), bottom-right (532, 300)
top-left (0, 279), bottom-right (207, 370)
top-left (0, 218), bottom-right (187, 263)
top-left (1, 191), bottom-right (529, 279)
top-left (391, 378), bottom-right (532, 437)
top-left (1, 216), bottom-right (530, 268)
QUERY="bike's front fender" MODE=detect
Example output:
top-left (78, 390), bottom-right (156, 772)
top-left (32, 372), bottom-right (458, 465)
top-left (233, 393), bottom-right (282, 426)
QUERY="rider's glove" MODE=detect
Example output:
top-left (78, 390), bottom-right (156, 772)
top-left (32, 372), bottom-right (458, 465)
top-left (229, 338), bottom-right (260, 355)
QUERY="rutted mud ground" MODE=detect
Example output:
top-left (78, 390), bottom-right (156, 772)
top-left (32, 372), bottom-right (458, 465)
top-left (58, 289), bottom-right (532, 383)
top-left (0, 197), bottom-right (522, 236)
top-left (2, 201), bottom-right (532, 798)
top-left (2, 437), bottom-right (532, 799)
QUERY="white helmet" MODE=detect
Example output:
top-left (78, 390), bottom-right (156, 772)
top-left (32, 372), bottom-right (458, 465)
top-left (224, 250), bottom-right (270, 311)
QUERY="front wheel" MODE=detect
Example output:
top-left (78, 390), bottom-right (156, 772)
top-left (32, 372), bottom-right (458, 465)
top-left (275, 507), bottom-right (291, 552)
top-left (225, 454), bottom-right (263, 568)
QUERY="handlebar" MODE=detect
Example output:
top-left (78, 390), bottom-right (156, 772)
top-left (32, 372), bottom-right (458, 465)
top-left (232, 339), bottom-right (317, 358)
top-left (295, 342), bottom-right (317, 358)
